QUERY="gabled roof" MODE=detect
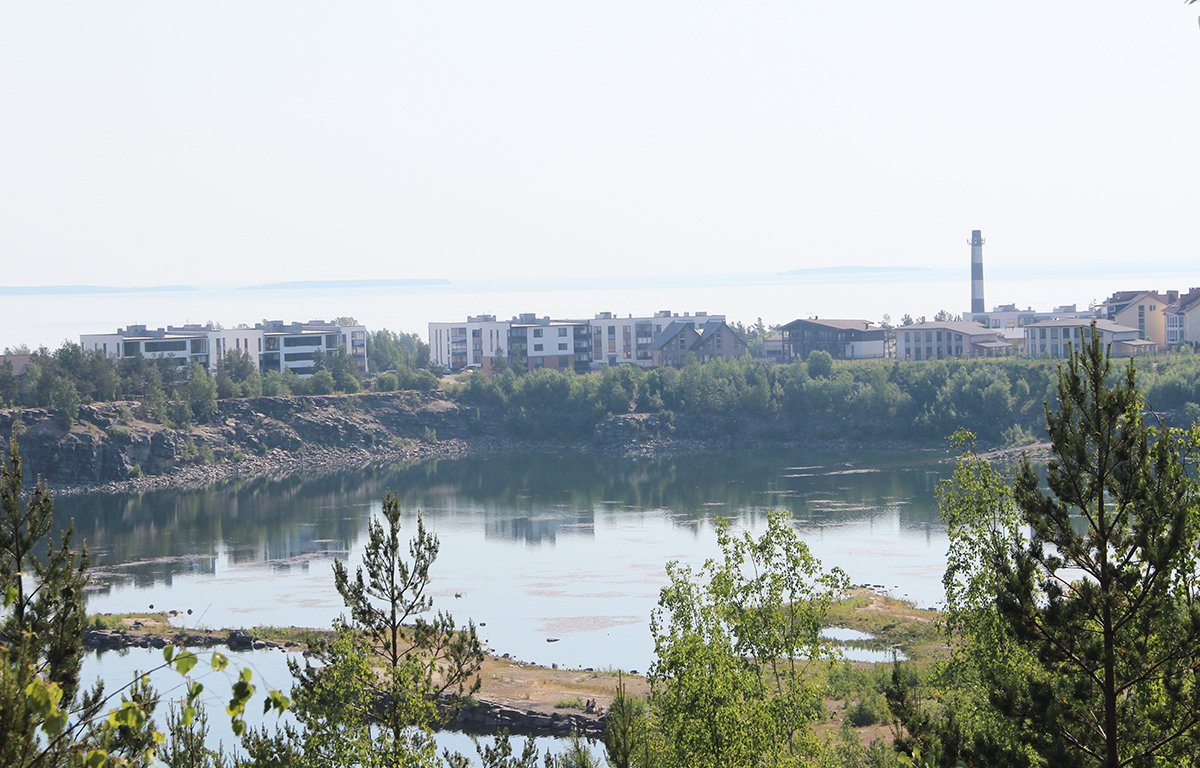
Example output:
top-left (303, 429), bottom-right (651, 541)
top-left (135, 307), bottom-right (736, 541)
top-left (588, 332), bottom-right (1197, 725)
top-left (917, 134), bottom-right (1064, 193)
top-left (901, 321), bottom-right (998, 336)
top-left (779, 318), bottom-right (873, 332)
top-left (650, 320), bottom-right (697, 351)
top-left (1103, 290), bottom-right (1171, 309)
top-left (1172, 288), bottom-right (1200, 314)
top-left (0, 354), bottom-right (31, 377)
top-left (691, 320), bottom-right (745, 349)
top-left (1025, 318), bottom-right (1138, 334)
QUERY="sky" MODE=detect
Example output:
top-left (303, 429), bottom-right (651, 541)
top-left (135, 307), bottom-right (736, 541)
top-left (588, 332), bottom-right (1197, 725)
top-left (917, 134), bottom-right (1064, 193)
top-left (1, 1), bottom-right (1198, 289)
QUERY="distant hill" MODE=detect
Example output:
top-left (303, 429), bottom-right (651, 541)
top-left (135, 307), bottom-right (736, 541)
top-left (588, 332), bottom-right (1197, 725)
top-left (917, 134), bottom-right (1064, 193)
top-left (777, 266), bottom-right (931, 276)
top-left (0, 285), bottom-right (198, 296)
top-left (239, 278), bottom-right (451, 291)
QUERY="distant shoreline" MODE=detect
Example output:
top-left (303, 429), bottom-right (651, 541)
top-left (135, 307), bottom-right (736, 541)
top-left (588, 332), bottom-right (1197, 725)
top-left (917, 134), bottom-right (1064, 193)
top-left (0, 285), bottom-right (199, 296)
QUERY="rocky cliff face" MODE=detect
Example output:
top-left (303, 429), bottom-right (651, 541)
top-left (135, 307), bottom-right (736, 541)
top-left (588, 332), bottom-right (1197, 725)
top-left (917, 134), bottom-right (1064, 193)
top-left (0, 390), bottom-right (924, 493)
top-left (0, 391), bottom-right (481, 488)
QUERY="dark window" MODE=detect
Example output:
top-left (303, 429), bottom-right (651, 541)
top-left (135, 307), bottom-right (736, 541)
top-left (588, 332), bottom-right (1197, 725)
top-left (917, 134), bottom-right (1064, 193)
top-left (284, 336), bottom-right (322, 347)
top-left (144, 340), bottom-right (187, 353)
top-left (284, 352), bottom-right (316, 362)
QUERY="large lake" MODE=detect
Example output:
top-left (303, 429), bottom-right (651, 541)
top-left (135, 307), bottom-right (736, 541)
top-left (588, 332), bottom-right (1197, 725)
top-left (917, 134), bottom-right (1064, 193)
top-left (62, 448), bottom-right (954, 673)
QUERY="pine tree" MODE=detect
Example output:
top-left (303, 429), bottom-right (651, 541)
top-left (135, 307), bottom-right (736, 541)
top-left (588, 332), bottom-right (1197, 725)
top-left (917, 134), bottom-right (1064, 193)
top-left (1, 435), bottom-right (94, 766)
top-left (942, 329), bottom-right (1200, 767)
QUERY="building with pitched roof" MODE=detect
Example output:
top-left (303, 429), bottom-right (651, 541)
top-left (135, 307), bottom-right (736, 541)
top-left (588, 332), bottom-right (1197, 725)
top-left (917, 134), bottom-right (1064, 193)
top-left (779, 318), bottom-right (886, 362)
top-left (1023, 318), bottom-right (1152, 359)
top-left (1164, 288), bottom-right (1200, 347)
top-left (897, 322), bottom-right (1012, 360)
top-left (1098, 290), bottom-right (1178, 349)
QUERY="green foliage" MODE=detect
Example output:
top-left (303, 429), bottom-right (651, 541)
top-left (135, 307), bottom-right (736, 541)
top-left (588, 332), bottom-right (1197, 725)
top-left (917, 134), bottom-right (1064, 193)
top-left (649, 511), bottom-right (849, 768)
top-left (260, 491), bottom-right (484, 767)
top-left (554, 696), bottom-right (585, 709)
top-left (1, 438), bottom-right (287, 766)
top-left (604, 672), bottom-right (651, 768)
top-left (376, 372), bottom-right (399, 392)
top-left (936, 333), bottom-right (1200, 768)
top-left (187, 364), bottom-right (219, 422)
top-left (806, 350), bottom-right (834, 379)
top-left (307, 369), bottom-right (336, 396)
top-left (49, 375), bottom-right (81, 428)
top-left (421, 427), bottom-right (438, 444)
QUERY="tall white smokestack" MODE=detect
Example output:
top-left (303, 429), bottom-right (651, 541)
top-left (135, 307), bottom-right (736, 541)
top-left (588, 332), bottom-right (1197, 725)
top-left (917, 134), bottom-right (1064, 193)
top-left (970, 229), bottom-right (985, 315)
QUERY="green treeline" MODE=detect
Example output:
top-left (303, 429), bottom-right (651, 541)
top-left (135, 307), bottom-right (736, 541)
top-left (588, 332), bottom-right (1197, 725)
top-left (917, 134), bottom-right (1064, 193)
top-left (0, 330), bottom-right (438, 426)
top-left (8, 333), bottom-right (1200, 444)
top-left (454, 350), bottom-right (1200, 444)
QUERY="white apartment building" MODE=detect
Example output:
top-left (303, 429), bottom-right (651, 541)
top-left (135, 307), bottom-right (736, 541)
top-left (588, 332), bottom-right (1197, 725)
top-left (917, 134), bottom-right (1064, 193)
top-left (429, 309), bottom-right (728, 373)
top-left (428, 315), bottom-right (512, 372)
top-left (969, 304), bottom-right (1095, 343)
top-left (80, 320), bottom-right (367, 378)
top-left (589, 310), bottom-right (725, 368)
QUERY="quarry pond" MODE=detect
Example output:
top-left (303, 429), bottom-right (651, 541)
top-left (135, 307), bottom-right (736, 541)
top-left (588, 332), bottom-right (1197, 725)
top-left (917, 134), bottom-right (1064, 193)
top-left (60, 448), bottom-right (955, 672)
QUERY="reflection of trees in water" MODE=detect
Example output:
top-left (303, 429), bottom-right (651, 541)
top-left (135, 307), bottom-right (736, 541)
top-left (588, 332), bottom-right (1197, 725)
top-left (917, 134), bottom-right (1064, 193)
top-left (55, 471), bottom-right (378, 587)
top-left (54, 450), bottom-right (955, 582)
top-left (383, 450), bottom-right (950, 533)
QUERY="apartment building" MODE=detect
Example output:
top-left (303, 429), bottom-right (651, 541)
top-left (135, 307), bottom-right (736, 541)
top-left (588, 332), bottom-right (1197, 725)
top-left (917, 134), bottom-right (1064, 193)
top-left (589, 310), bottom-right (725, 367)
top-left (1023, 318), bottom-right (1153, 359)
top-left (80, 320), bottom-right (367, 378)
top-left (969, 303), bottom-right (1094, 343)
top-left (1097, 291), bottom-right (1178, 349)
top-left (897, 321), bottom-right (1011, 360)
top-left (428, 315), bottom-right (511, 373)
top-left (779, 319), bottom-right (886, 362)
top-left (429, 309), bottom-right (728, 373)
top-left (1164, 288), bottom-right (1200, 347)
top-left (650, 318), bottom-right (747, 366)
top-left (507, 314), bottom-right (592, 374)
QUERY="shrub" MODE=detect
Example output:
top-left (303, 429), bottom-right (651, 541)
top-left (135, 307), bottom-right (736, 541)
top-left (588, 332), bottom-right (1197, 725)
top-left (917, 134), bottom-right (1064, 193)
top-left (421, 427), bottom-right (438, 444)
top-left (555, 697), bottom-right (586, 710)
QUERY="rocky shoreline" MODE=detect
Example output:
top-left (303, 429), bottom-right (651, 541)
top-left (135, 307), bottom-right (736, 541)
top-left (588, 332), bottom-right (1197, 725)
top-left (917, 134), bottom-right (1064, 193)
top-left (83, 621), bottom-right (610, 739)
top-left (0, 390), bottom-right (1039, 497)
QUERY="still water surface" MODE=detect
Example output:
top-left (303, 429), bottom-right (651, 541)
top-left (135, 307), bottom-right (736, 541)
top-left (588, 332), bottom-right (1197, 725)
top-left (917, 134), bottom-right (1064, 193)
top-left (61, 449), bottom-right (953, 672)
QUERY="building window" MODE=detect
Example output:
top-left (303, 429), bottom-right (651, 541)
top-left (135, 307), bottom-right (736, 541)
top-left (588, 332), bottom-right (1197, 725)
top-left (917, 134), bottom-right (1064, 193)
top-left (533, 343), bottom-right (543, 352)
top-left (558, 343), bottom-right (567, 350)
top-left (534, 329), bottom-right (543, 338)
top-left (558, 327), bottom-right (568, 336)
top-left (144, 340), bottom-right (187, 353)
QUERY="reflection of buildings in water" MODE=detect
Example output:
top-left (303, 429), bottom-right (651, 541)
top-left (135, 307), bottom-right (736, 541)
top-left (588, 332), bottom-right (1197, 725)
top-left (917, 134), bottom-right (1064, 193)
top-left (484, 511), bottom-right (596, 545)
top-left (121, 553), bottom-right (217, 590)
top-left (262, 527), bottom-right (353, 565)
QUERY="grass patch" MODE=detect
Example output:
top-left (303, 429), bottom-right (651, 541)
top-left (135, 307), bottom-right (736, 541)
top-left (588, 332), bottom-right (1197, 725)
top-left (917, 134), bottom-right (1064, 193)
top-left (250, 625), bottom-right (335, 647)
top-left (824, 589), bottom-right (944, 660)
top-left (87, 612), bottom-right (174, 633)
top-left (555, 697), bottom-right (586, 710)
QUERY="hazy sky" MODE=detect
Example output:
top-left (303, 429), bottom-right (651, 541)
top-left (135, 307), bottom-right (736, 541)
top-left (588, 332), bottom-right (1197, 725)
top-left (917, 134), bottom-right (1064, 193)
top-left (2, 2), bottom-right (1197, 288)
